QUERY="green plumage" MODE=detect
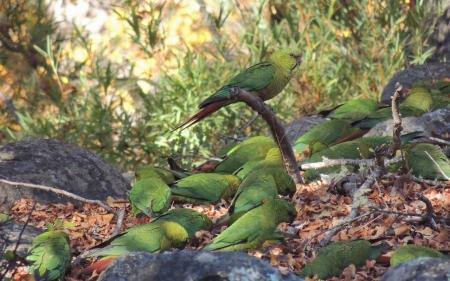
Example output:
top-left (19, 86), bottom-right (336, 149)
top-left (27, 230), bottom-right (71, 281)
top-left (86, 221), bottom-right (189, 259)
top-left (292, 119), bottom-right (356, 154)
top-left (304, 140), bottom-right (344, 181)
top-left (237, 148), bottom-right (296, 195)
top-left (229, 171), bottom-right (278, 217)
top-left (152, 208), bottom-right (213, 238)
top-left (406, 143), bottom-right (450, 180)
top-left (130, 167), bottom-right (172, 220)
top-left (354, 85), bottom-right (432, 129)
top-left (390, 245), bottom-right (444, 267)
top-left (300, 240), bottom-right (383, 279)
top-left (172, 48), bottom-right (302, 131)
top-left (324, 98), bottom-right (381, 121)
top-left (170, 173), bottom-right (241, 205)
top-left (203, 199), bottom-right (297, 252)
top-left (213, 136), bottom-right (277, 174)
top-left (199, 48), bottom-right (302, 107)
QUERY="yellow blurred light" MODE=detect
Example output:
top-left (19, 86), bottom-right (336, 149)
top-left (73, 47), bottom-right (89, 62)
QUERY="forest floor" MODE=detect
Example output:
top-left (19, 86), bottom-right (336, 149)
top-left (5, 171), bottom-right (450, 281)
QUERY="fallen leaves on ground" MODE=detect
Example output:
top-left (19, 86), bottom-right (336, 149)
top-left (4, 173), bottom-right (450, 281)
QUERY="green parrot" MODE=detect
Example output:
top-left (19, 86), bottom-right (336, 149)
top-left (213, 136), bottom-right (277, 174)
top-left (405, 143), bottom-right (450, 180)
top-left (169, 173), bottom-right (241, 205)
top-left (152, 208), bottom-right (213, 237)
top-left (27, 230), bottom-right (71, 281)
top-left (304, 140), bottom-right (345, 181)
top-left (203, 199), bottom-right (297, 252)
top-left (171, 48), bottom-right (302, 131)
top-left (354, 85), bottom-right (432, 129)
top-left (236, 148), bottom-right (296, 195)
top-left (82, 221), bottom-right (189, 274)
top-left (130, 166), bottom-right (172, 223)
top-left (300, 240), bottom-right (385, 279)
top-left (327, 132), bottom-right (422, 160)
top-left (228, 171), bottom-right (278, 218)
top-left (321, 98), bottom-right (382, 122)
top-left (292, 119), bottom-right (358, 155)
top-left (390, 245), bottom-right (444, 267)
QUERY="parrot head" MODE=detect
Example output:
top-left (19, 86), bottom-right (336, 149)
top-left (135, 165), bottom-right (160, 182)
top-left (269, 48), bottom-right (302, 71)
top-left (201, 213), bottom-right (214, 231)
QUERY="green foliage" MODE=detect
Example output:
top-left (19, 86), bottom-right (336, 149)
top-left (0, 0), bottom-right (442, 171)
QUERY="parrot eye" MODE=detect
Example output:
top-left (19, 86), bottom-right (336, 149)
top-left (289, 54), bottom-right (295, 57)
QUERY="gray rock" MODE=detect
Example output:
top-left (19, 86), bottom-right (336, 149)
top-left (380, 62), bottom-right (450, 104)
top-left (0, 221), bottom-right (47, 278)
top-left (364, 107), bottom-right (450, 138)
top-left (283, 116), bottom-right (326, 143)
top-left (98, 251), bottom-right (304, 281)
top-left (0, 138), bottom-right (131, 208)
top-left (0, 221), bottom-right (44, 262)
top-left (380, 257), bottom-right (450, 281)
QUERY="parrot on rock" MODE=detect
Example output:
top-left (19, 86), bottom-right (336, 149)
top-left (320, 98), bottom-right (382, 122)
top-left (292, 119), bottom-right (357, 155)
top-left (203, 199), bottom-right (297, 252)
top-left (27, 230), bottom-right (71, 281)
top-left (171, 48), bottom-right (302, 131)
top-left (169, 173), bottom-right (241, 205)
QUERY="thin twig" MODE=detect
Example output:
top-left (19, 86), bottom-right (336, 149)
top-left (388, 83), bottom-right (403, 158)
top-left (0, 179), bottom-right (125, 235)
top-left (428, 137), bottom-right (450, 146)
top-left (424, 151), bottom-right (450, 181)
top-left (167, 154), bottom-right (223, 162)
top-left (301, 211), bottom-right (373, 252)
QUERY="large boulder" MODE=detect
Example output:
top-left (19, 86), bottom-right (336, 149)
top-left (381, 257), bottom-right (450, 281)
top-left (0, 138), bottom-right (131, 208)
top-left (380, 62), bottom-right (450, 104)
top-left (98, 251), bottom-right (304, 281)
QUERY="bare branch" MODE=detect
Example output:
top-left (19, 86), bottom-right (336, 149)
top-left (229, 86), bottom-right (303, 183)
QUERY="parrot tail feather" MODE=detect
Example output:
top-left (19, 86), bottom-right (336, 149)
top-left (81, 257), bottom-right (116, 274)
top-left (169, 100), bottom-right (228, 132)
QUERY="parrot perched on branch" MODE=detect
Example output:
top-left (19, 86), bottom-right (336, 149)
top-left (171, 48), bottom-right (302, 131)
top-left (203, 199), bottom-right (297, 252)
top-left (27, 230), bottom-right (71, 281)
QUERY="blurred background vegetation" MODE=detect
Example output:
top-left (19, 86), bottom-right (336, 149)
top-left (0, 0), bottom-right (444, 171)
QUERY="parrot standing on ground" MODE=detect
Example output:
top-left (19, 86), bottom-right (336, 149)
top-left (203, 199), bottom-right (297, 252)
top-left (130, 166), bottom-right (171, 223)
top-left (169, 173), bottom-right (241, 205)
top-left (405, 143), bottom-right (450, 180)
top-left (321, 98), bottom-right (382, 122)
top-left (82, 208), bottom-right (212, 274)
top-left (27, 230), bottom-right (71, 281)
top-left (390, 244), bottom-right (444, 267)
top-left (171, 48), bottom-right (302, 131)
top-left (213, 136), bottom-right (277, 174)
top-left (300, 240), bottom-right (386, 279)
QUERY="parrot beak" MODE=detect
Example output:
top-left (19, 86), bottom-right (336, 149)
top-left (295, 55), bottom-right (302, 66)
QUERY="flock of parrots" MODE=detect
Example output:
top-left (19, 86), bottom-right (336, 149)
top-left (24, 48), bottom-right (450, 280)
